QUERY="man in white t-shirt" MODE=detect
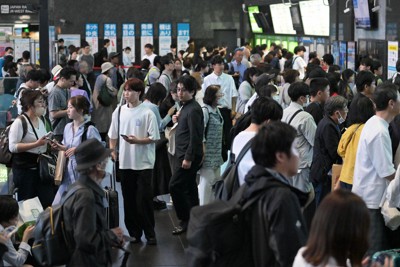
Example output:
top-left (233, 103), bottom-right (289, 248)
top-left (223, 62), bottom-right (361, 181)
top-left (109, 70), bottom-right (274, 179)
top-left (15, 69), bottom-right (41, 114)
top-left (142, 43), bottom-right (157, 67)
top-left (232, 97), bottom-right (283, 185)
top-left (352, 83), bottom-right (400, 255)
top-left (292, 46), bottom-right (307, 80)
top-left (108, 78), bottom-right (160, 245)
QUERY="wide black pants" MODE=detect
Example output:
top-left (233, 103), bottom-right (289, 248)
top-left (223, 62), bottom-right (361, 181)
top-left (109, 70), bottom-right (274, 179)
top-left (120, 169), bottom-right (155, 239)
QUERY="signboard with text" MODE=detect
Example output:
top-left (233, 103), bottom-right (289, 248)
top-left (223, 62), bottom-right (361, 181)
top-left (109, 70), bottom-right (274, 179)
top-left (159, 23), bottom-right (172, 56)
top-left (177, 23), bottom-right (190, 52)
top-left (141, 23), bottom-right (154, 58)
top-left (104, 23), bottom-right (117, 53)
top-left (85, 23), bottom-right (99, 54)
top-left (122, 24), bottom-right (135, 65)
top-left (388, 41), bottom-right (399, 80)
top-left (1, 4), bottom-right (34, 14)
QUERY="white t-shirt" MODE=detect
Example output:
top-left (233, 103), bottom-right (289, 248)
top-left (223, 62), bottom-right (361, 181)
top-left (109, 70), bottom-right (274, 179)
top-left (9, 116), bottom-right (47, 154)
top-left (202, 72), bottom-right (238, 110)
top-left (231, 131), bottom-right (257, 185)
top-left (245, 92), bottom-right (258, 112)
top-left (352, 115), bottom-right (395, 209)
top-left (108, 103), bottom-right (160, 170)
top-left (292, 56), bottom-right (307, 79)
top-left (142, 53), bottom-right (157, 66)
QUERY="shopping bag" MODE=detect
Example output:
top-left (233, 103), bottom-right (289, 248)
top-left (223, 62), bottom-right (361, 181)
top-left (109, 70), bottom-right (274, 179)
top-left (54, 150), bottom-right (67, 186)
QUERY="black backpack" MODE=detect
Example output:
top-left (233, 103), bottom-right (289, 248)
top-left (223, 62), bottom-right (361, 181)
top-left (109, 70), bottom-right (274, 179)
top-left (186, 178), bottom-right (269, 267)
top-left (284, 56), bottom-right (299, 70)
top-left (32, 184), bottom-right (84, 266)
top-left (214, 138), bottom-right (253, 201)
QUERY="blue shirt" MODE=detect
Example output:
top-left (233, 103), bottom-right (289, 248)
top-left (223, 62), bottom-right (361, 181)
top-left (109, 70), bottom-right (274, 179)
top-left (230, 60), bottom-right (247, 84)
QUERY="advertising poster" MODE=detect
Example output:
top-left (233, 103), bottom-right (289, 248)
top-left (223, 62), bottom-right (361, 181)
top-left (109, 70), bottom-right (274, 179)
top-left (177, 23), bottom-right (190, 53)
top-left (14, 38), bottom-right (30, 59)
top-left (141, 23), bottom-right (154, 57)
top-left (347, 41), bottom-right (356, 71)
top-left (339, 41), bottom-right (347, 71)
top-left (85, 24), bottom-right (99, 54)
top-left (159, 23), bottom-right (172, 56)
top-left (388, 41), bottom-right (399, 80)
top-left (104, 24), bottom-right (117, 53)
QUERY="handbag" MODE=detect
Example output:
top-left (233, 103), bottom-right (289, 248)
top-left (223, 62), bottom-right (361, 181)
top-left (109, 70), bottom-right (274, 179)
top-left (22, 113), bottom-right (57, 184)
top-left (38, 153), bottom-right (57, 184)
top-left (54, 150), bottom-right (67, 186)
top-left (97, 77), bottom-right (114, 107)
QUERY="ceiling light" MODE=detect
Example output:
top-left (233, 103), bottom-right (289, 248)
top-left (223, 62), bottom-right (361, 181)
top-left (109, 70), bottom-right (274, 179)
top-left (14, 23), bottom-right (28, 28)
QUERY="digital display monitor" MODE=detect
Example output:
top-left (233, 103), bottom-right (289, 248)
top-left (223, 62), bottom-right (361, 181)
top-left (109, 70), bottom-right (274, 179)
top-left (248, 6), bottom-right (263, 33)
top-left (299, 0), bottom-right (330, 36)
top-left (269, 4), bottom-right (296, 35)
top-left (353, 0), bottom-right (371, 29)
top-left (290, 5), bottom-right (303, 33)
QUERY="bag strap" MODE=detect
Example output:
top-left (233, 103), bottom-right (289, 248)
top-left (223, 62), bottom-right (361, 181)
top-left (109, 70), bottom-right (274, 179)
top-left (22, 113), bottom-right (39, 140)
top-left (288, 109), bottom-right (303, 125)
top-left (202, 106), bottom-right (210, 141)
top-left (117, 106), bottom-right (122, 153)
top-left (61, 184), bottom-right (85, 205)
top-left (232, 137), bottom-right (253, 164)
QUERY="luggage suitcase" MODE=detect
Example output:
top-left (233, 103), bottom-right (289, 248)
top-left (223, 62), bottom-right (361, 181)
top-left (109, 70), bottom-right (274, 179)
top-left (372, 249), bottom-right (400, 267)
top-left (104, 162), bottom-right (119, 229)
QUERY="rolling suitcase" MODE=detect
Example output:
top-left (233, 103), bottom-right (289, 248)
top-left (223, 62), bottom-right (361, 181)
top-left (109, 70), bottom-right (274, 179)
top-left (104, 162), bottom-right (119, 229)
top-left (372, 249), bottom-right (400, 267)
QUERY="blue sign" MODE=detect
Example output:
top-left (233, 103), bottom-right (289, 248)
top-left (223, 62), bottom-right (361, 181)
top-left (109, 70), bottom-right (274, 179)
top-left (159, 23), bottom-right (172, 37)
top-left (85, 23), bottom-right (98, 37)
top-left (122, 24), bottom-right (135, 37)
top-left (104, 23), bottom-right (117, 37)
top-left (177, 23), bottom-right (190, 37)
top-left (141, 23), bottom-right (153, 37)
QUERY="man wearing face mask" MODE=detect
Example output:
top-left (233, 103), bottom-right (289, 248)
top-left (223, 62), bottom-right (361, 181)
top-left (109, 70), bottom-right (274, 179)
top-left (310, 95), bottom-right (348, 206)
top-left (282, 82), bottom-right (317, 196)
top-left (62, 138), bottom-right (124, 267)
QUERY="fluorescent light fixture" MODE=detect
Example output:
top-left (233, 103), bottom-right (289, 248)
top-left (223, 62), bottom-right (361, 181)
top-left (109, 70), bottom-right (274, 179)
top-left (14, 24), bottom-right (28, 28)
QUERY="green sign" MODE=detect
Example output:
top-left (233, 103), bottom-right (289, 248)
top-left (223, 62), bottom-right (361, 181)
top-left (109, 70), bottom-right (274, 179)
top-left (248, 6), bottom-right (263, 34)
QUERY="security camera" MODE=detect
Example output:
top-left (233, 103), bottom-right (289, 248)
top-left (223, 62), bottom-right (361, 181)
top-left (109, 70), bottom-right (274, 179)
top-left (343, 7), bottom-right (351, 13)
top-left (59, 19), bottom-right (66, 24)
top-left (242, 4), bottom-right (248, 13)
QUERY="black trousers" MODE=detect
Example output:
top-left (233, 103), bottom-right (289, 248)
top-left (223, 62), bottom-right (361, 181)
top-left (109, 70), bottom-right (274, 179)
top-left (169, 156), bottom-right (202, 223)
top-left (13, 167), bottom-right (55, 208)
top-left (120, 169), bottom-right (155, 239)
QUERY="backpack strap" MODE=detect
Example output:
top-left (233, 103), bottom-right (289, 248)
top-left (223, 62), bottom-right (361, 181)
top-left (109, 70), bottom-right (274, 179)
top-left (61, 184), bottom-right (85, 205)
top-left (81, 122), bottom-right (95, 143)
top-left (202, 106), bottom-right (210, 141)
top-left (288, 109), bottom-right (303, 125)
top-left (232, 137), bottom-right (253, 164)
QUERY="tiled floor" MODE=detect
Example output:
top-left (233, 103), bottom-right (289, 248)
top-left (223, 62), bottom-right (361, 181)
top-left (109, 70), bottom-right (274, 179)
top-left (106, 181), bottom-right (188, 267)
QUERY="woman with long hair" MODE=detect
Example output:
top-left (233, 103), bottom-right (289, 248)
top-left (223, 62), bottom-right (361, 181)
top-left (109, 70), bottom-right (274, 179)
top-left (293, 190), bottom-right (370, 267)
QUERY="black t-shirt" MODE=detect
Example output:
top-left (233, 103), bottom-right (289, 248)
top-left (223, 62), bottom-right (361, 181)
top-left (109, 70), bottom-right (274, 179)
top-left (305, 102), bottom-right (323, 126)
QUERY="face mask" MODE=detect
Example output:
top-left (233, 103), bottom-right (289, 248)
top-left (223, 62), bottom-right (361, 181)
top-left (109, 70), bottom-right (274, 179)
top-left (302, 96), bottom-right (309, 108)
top-left (35, 107), bottom-right (46, 117)
top-left (272, 95), bottom-right (280, 102)
top-left (337, 112), bottom-right (345, 125)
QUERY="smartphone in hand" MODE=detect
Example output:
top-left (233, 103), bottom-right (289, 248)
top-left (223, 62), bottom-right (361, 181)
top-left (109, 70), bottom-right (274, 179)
top-left (120, 134), bottom-right (128, 139)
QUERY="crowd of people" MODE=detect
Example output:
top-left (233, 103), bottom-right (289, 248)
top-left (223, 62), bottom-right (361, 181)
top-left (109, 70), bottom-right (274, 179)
top-left (1, 38), bottom-right (400, 266)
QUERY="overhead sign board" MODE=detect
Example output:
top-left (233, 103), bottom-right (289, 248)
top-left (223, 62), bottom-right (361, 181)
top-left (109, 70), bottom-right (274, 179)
top-left (0, 4), bottom-right (35, 14)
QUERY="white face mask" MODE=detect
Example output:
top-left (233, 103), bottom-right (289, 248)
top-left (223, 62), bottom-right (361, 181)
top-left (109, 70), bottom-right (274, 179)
top-left (302, 96), bottom-right (310, 108)
top-left (35, 107), bottom-right (46, 117)
top-left (337, 112), bottom-right (345, 125)
top-left (272, 95), bottom-right (280, 102)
